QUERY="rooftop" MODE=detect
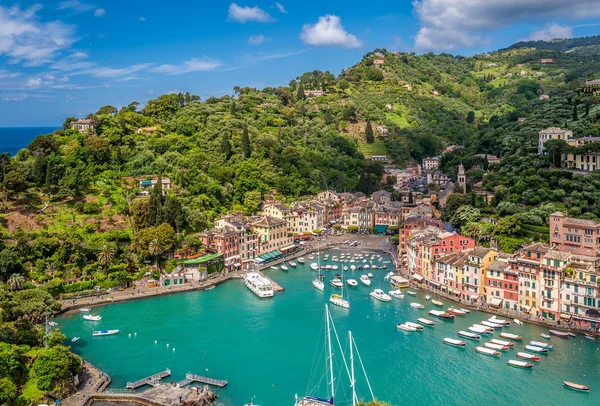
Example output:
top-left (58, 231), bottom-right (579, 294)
top-left (181, 252), bottom-right (223, 265)
top-left (251, 215), bottom-right (288, 228)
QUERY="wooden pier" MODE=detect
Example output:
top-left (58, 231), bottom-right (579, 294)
top-left (177, 372), bottom-right (228, 388)
top-left (126, 369), bottom-right (171, 389)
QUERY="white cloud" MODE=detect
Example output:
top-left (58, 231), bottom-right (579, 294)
top-left (0, 70), bottom-right (22, 79)
top-left (275, 2), bottom-right (287, 14)
top-left (57, 1), bottom-right (94, 14)
top-left (412, 0), bottom-right (600, 52)
top-left (0, 5), bottom-right (77, 65)
top-left (228, 3), bottom-right (272, 23)
top-left (1, 92), bottom-right (30, 101)
top-left (94, 8), bottom-right (105, 17)
top-left (525, 23), bottom-right (573, 41)
top-left (300, 15), bottom-right (362, 48)
top-left (248, 34), bottom-right (270, 45)
top-left (242, 49), bottom-right (308, 63)
top-left (76, 63), bottom-right (154, 78)
top-left (139, 17), bottom-right (146, 22)
top-left (151, 58), bottom-right (221, 75)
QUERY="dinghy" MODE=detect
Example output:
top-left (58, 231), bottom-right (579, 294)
top-left (410, 302), bottom-right (425, 309)
top-left (513, 319), bottom-right (523, 325)
top-left (431, 300), bottom-right (444, 307)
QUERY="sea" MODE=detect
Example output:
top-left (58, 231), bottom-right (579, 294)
top-left (56, 250), bottom-right (598, 406)
top-left (0, 127), bottom-right (58, 155)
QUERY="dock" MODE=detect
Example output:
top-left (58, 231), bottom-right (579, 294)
top-left (177, 372), bottom-right (228, 388)
top-left (126, 369), bottom-right (171, 389)
top-left (257, 270), bottom-right (284, 292)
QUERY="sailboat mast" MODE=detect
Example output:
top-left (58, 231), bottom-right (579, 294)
top-left (326, 305), bottom-right (335, 401)
top-left (349, 331), bottom-right (356, 406)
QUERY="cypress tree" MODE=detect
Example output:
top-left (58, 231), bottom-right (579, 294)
top-left (585, 103), bottom-right (590, 117)
top-left (365, 120), bottom-right (375, 144)
top-left (44, 160), bottom-right (52, 189)
top-left (148, 175), bottom-right (163, 226)
top-left (296, 83), bottom-right (305, 100)
top-left (573, 105), bottom-right (578, 121)
top-left (230, 100), bottom-right (236, 116)
top-left (220, 133), bottom-right (232, 160)
top-left (33, 153), bottom-right (46, 186)
top-left (241, 128), bottom-right (250, 160)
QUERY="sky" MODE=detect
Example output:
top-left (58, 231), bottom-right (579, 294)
top-left (2, 1), bottom-right (600, 126)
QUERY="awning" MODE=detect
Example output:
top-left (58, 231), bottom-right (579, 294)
top-left (470, 295), bottom-right (479, 300)
top-left (430, 281), bottom-right (441, 287)
top-left (281, 245), bottom-right (296, 251)
top-left (233, 263), bottom-right (242, 268)
top-left (411, 273), bottom-right (424, 281)
top-left (489, 298), bottom-right (503, 307)
top-left (522, 305), bottom-right (532, 313)
top-left (560, 313), bottom-right (572, 321)
top-left (374, 224), bottom-right (388, 234)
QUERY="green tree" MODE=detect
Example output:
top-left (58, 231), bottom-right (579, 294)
top-left (97, 244), bottom-right (116, 273)
top-left (365, 120), bottom-right (375, 144)
top-left (296, 82), bottom-right (305, 100)
top-left (544, 139), bottom-right (569, 167)
top-left (7, 273), bottom-right (25, 291)
top-left (241, 128), bottom-right (251, 160)
top-left (573, 105), bottom-right (578, 121)
top-left (0, 250), bottom-right (23, 281)
top-left (30, 345), bottom-right (80, 391)
top-left (148, 176), bottom-right (164, 226)
top-left (466, 111), bottom-right (475, 123)
top-left (230, 100), bottom-right (236, 116)
top-left (149, 239), bottom-right (164, 265)
top-left (163, 195), bottom-right (184, 232)
top-left (220, 133), bottom-right (232, 160)
top-left (449, 205), bottom-right (481, 228)
top-left (243, 190), bottom-right (262, 214)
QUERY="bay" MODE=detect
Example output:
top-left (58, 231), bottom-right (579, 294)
top-left (0, 127), bottom-right (58, 155)
top-left (56, 250), bottom-right (598, 406)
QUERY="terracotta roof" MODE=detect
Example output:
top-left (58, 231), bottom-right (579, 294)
top-left (470, 246), bottom-right (494, 258)
top-left (488, 259), bottom-right (509, 272)
top-left (251, 215), bottom-right (287, 227)
top-left (522, 242), bottom-right (551, 254)
top-left (544, 250), bottom-right (571, 261)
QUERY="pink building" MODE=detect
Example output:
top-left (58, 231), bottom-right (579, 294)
top-left (550, 212), bottom-right (600, 256)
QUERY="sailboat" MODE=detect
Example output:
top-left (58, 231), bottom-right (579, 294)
top-left (312, 242), bottom-right (324, 291)
top-left (330, 269), bottom-right (350, 309)
top-left (295, 305), bottom-right (375, 406)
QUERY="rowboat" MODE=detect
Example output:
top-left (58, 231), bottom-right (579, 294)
top-left (490, 339), bottom-right (514, 347)
top-left (499, 333), bottom-right (522, 341)
top-left (289, 262), bottom-right (297, 267)
top-left (405, 322), bottom-right (424, 330)
top-left (585, 333), bottom-right (596, 341)
top-left (563, 381), bottom-right (590, 392)
top-left (458, 331), bottom-right (481, 340)
top-left (517, 352), bottom-right (540, 361)
top-left (529, 341), bottom-right (553, 350)
top-left (508, 360), bottom-right (533, 369)
top-left (417, 318), bottom-right (435, 327)
top-left (481, 320), bottom-right (503, 329)
top-left (447, 308), bottom-right (465, 316)
top-left (389, 290), bottom-right (404, 299)
top-left (83, 315), bottom-right (101, 321)
top-left (93, 329), bottom-right (119, 336)
top-left (431, 300), bottom-right (444, 307)
top-left (513, 319), bottom-right (523, 325)
top-left (406, 291), bottom-right (417, 296)
top-left (468, 326), bottom-right (491, 335)
top-left (484, 342), bottom-right (509, 351)
top-left (410, 302), bottom-right (425, 309)
top-left (524, 345), bottom-right (547, 353)
top-left (397, 323), bottom-right (417, 332)
top-left (549, 330), bottom-right (571, 338)
top-left (475, 346), bottom-right (500, 357)
top-left (540, 333), bottom-right (551, 339)
top-left (79, 308), bottom-right (91, 312)
top-left (443, 338), bottom-right (466, 347)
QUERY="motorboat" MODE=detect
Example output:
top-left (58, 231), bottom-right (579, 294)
top-left (93, 329), bottom-right (119, 336)
top-left (330, 279), bottom-right (343, 288)
top-left (343, 266), bottom-right (349, 271)
top-left (83, 315), bottom-right (101, 321)
top-left (289, 262), bottom-right (297, 267)
top-left (334, 274), bottom-right (342, 279)
top-left (459, 308), bottom-right (470, 314)
top-left (429, 310), bottom-right (454, 320)
top-left (484, 342), bottom-right (509, 351)
top-left (79, 308), bottom-right (91, 312)
top-left (443, 338), bottom-right (466, 347)
top-left (280, 265), bottom-right (288, 271)
top-left (472, 324), bottom-right (494, 332)
top-left (489, 317), bottom-right (510, 326)
top-left (458, 331), bottom-right (481, 340)
top-left (310, 263), bottom-right (319, 271)
top-left (447, 308), bottom-right (465, 316)
top-left (410, 302), bottom-right (425, 309)
top-left (563, 381), bottom-right (590, 392)
top-left (513, 319), bottom-right (523, 326)
top-left (404, 322), bottom-right (424, 331)
top-left (347, 279), bottom-right (358, 287)
top-left (364, 265), bottom-right (370, 270)
top-left (481, 320), bottom-right (503, 329)
top-left (431, 300), bottom-right (444, 307)
top-left (406, 291), bottom-right (417, 296)
top-left (360, 275), bottom-right (371, 286)
top-left (517, 352), bottom-right (540, 361)
top-left (490, 339), bottom-right (514, 347)
top-left (71, 337), bottom-right (80, 342)
top-left (329, 294), bottom-right (350, 309)
top-left (549, 330), bottom-right (571, 338)
top-left (585, 333), bottom-right (595, 341)
top-left (540, 333), bottom-right (551, 339)
top-left (244, 272), bottom-right (275, 298)
top-left (48, 321), bottom-right (58, 327)
top-left (425, 295), bottom-right (431, 300)
top-left (367, 273), bottom-right (373, 278)
top-left (308, 255), bottom-right (314, 260)
top-left (417, 318), bottom-right (435, 327)
top-left (325, 265), bottom-right (332, 270)
top-left (475, 346), bottom-right (500, 357)
top-left (499, 333), bottom-right (522, 341)
top-left (529, 341), bottom-right (552, 350)
top-left (508, 360), bottom-right (533, 369)
top-left (298, 258), bottom-right (306, 264)
top-left (397, 323), bottom-right (417, 332)
top-left (389, 290), bottom-right (404, 299)
top-left (350, 265), bottom-right (356, 271)
top-left (270, 266), bottom-right (278, 270)
top-left (370, 289), bottom-right (392, 302)
top-left (468, 326), bottom-right (490, 335)
top-left (524, 345), bottom-right (548, 353)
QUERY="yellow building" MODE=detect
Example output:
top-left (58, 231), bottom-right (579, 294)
top-left (251, 215), bottom-right (294, 254)
top-left (561, 150), bottom-right (600, 172)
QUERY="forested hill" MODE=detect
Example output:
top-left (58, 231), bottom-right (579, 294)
top-left (503, 35), bottom-right (600, 52)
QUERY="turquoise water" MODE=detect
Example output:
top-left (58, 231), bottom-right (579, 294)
top-left (56, 250), bottom-right (599, 406)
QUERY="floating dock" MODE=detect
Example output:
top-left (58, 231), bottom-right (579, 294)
top-left (126, 369), bottom-right (171, 389)
top-left (177, 372), bottom-right (228, 388)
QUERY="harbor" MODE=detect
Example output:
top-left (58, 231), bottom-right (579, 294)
top-left (55, 249), bottom-right (599, 406)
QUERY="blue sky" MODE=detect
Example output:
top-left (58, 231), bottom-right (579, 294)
top-left (1, 0), bottom-right (600, 126)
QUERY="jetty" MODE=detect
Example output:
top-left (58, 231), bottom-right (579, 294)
top-left (177, 372), bottom-right (228, 388)
top-left (257, 270), bottom-right (284, 292)
top-left (126, 369), bottom-right (171, 389)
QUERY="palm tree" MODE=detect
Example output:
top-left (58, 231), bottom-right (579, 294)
top-left (8, 273), bottom-right (25, 291)
top-left (148, 239), bottom-right (164, 265)
top-left (97, 244), bottom-right (116, 274)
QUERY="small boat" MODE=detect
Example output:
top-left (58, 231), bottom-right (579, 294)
top-left (458, 331), bottom-right (480, 340)
top-left (332, 265), bottom-right (338, 271)
top-left (312, 278), bottom-right (324, 291)
top-left (508, 360), bottom-right (533, 369)
top-left (364, 265), bottom-right (370, 270)
top-left (447, 308), bottom-right (465, 316)
top-left (443, 338), bottom-right (466, 347)
top-left (410, 302), bottom-right (424, 309)
top-left (389, 290), bottom-right (404, 299)
top-left (529, 341), bottom-right (553, 349)
top-left (83, 315), bottom-right (101, 321)
top-left (270, 266), bottom-right (278, 270)
top-left (585, 333), bottom-right (595, 341)
top-left (549, 330), bottom-right (571, 339)
top-left (425, 295), bottom-right (431, 300)
top-left (350, 265), bottom-right (356, 271)
top-left (384, 272), bottom-right (394, 280)
top-left (499, 333), bottom-right (522, 341)
top-left (48, 321), bottom-right (58, 327)
top-left (308, 255), bottom-right (314, 260)
top-left (490, 339), bottom-right (514, 347)
top-left (417, 318), bottom-right (435, 327)
top-left (71, 337), bottom-right (80, 342)
top-left (367, 273), bottom-right (373, 278)
top-left (310, 263), bottom-right (319, 271)
top-left (540, 333), bottom-right (551, 339)
top-left (429, 310), bottom-right (454, 319)
top-left (406, 291), bottom-right (417, 296)
top-left (563, 381), bottom-right (590, 392)
top-left (397, 323), bottom-right (417, 332)
top-left (484, 342), bottom-right (509, 351)
top-left (370, 289), bottom-right (392, 302)
top-left (79, 308), bottom-right (91, 312)
top-left (489, 317), bottom-right (510, 326)
top-left (517, 352), bottom-right (540, 361)
top-left (513, 319), bottom-right (523, 326)
top-left (475, 346), bottom-right (500, 357)
top-left (459, 308), bottom-right (470, 314)
top-left (431, 300), bottom-right (444, 307)
top-left (330, 279), bottom-right (343, 288)
top-left (289, 262), bottom-right (297, 267)
top-left (329, 294), bottom-right (350, 309)
top-left (343, 266), bottom-right (348, 271)
top-left (346, 279), bottom-right (358, 287)
top-left (468, 326), bottom-right (491, 335)
top-left (280, 265), bottom-right (288, 271)
top-left (204, 286), bottom-right (215, 290)
top-left (524, 345), bottom-right (548, 353)
top-left (93, 329), bottom-right (119, 336)
top-left (298, 258), bottom-right (306, 264)
top-left (360, 275), bottom-right (371, 286)
top-left (334, 274), bottom-right (341, 279)
top-left (404, 322), bottom-right (424, 331)
top-left (568, 332), bottom-right (576, 338)
top-left (325, 265), bottom-right (332, 270)
top-left (481, 320), bottom-right (503, 329)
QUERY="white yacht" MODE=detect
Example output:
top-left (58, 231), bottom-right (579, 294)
top-left (330, 279), bottom-right (343, 288)
top-left (389, 290), bottom-right (404, 299)
top-left (329, 293), bottom-right (350, 309)
top-left (360, 275), bottom-right (371, 286)
top-left (83, 315), bottom-right (102, 321)
top-left (298, 258), bottom-right (306, 264)
top-left (310, 263), bottom-right (319, 271)
top-left (244, 272), bottom-right (274, 298)
top-left (370, 289), bottom-right (392, 302)
top-left (312, 278), bottom-right (325, 291)
top-left (346, 279), bottom-right (358, 287)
